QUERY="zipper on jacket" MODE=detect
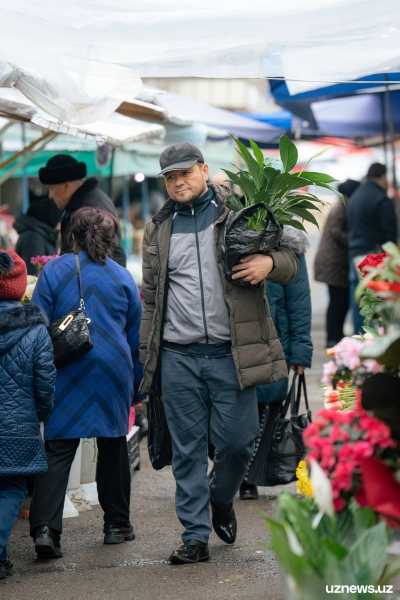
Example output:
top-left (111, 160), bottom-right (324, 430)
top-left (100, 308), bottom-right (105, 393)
top-left (192, 206), bottom-right (209, 358)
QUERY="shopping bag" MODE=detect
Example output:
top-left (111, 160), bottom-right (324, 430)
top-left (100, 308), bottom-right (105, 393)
top-left (264, 371), bottom-right (312, 486)
top-left (147, 395), bottom-right (173, 470)
top-left (220, 202), bottom-right (282, 288)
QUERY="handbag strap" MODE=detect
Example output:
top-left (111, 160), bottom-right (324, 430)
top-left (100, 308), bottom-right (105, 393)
top-left (280, 369), bottom-right (298, 418)
top-left (74, 253), bottom-right (85, 310)
top-left (292, 373), bottom-right (312, 420)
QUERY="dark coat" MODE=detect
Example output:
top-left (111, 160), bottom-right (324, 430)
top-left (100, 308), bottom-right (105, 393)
top-left (14, 215), bottom-right (59, 276)
top-left (61, 178), bottom-right (126, 267)
top-left (314, 199), bottom-right (349, 288)
top-left (139, 184), bottom-right (299, 393)
top-left (0, 301), bottom-right (56, 476)
top-left (257, 227), bottom-right (313, 404)
top-left (347, 180), bottom-right (397, 260)
top-left (32, 252), bottom-right (145, 440)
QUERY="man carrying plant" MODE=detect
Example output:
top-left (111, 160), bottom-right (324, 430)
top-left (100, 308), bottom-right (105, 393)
top-left (139, 142), bottom-right (298, 564)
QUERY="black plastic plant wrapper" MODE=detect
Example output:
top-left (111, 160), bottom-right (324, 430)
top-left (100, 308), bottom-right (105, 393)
top-left (220, 202), bottom-right (282, 288)
top-left (147, 395), bottom-right (173, 470)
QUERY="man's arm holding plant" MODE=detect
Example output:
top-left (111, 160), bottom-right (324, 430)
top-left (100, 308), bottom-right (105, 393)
top-left (231, 242), bottom-right (298, 286)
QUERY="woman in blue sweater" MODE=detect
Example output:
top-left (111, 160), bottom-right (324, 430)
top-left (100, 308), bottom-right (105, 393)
top-left (29, 207), bottom-right (144, 558)
top-left (240, 226), bottom-right (313, 499)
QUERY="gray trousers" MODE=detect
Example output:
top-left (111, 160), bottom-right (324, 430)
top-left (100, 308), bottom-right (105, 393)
top-left (161, 349), bottom-right (259, 544)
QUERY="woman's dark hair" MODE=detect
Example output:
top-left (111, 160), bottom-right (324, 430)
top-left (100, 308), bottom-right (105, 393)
top-left (69, 207), bottom-right (119, 264)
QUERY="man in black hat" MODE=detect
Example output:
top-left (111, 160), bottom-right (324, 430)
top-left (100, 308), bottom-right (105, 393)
top-left (39, 155), bottom-right (126, 267)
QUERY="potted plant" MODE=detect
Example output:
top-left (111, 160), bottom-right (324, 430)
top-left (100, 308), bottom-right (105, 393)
top-left (220, 135), bottom-right (339, 287)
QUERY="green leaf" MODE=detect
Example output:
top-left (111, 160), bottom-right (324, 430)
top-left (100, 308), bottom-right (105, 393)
top-left (227, 195), bottom-right (244, 213)
top-left (345, 520), bottom-right (388, 583)
top-left (281, 219), bottom-right (307, 232)
top-left (299, 171), bottom-right (338, 184)
top-left (279, 136), bottom-right (298, 173)
top-left (323, 539), bottom-right (348, 560)
top-left (353, 507), bottom-right (376, 534)
top-left (362, 326), bottom-right (380, 339)
top-left (379, 555), bottom-right (400, 585)
top-left (249, 139), bottom-right (265, 167)
top-left (289, 208), bottom-right (319, 228)
top-left (359, 330), bottom-right (400, 366)
top-left (221, 169), bottom-right (242, 188)
top-left (266, 518), bottom-right (308, 577)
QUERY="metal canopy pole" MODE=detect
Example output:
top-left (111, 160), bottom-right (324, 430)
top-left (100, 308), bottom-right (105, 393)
top-left (380, 94), bottom-right (388, 168)
top-left (384, 74), bottom-right (398, 198)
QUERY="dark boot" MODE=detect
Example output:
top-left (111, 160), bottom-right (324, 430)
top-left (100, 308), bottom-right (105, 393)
top-left (0, 560), bottom-right (15, 579)
top-left (34, 526), bottom-right (63, 559)
top-left (239, 481), bottom-right (259, 500)
top-left (169, 540), bottom-right (209, 564)
top-left (104, 522), bottom-right (135, 544)
top-left (210, 500), bottom-right (237, 544)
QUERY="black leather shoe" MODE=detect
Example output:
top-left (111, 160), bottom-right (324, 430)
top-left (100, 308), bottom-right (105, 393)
top-left (211, 501), bottom-right (237, 544)
top-left (0, 560), bottom-right (15, 579)
top-left (169, 540), bottom-right (209, 564)
top-left (34, 526), bottom-right (63, 559)
top-left (104, 523), bottom-right (135, 544)
top-left (240, 482), bottom-right (259, 500)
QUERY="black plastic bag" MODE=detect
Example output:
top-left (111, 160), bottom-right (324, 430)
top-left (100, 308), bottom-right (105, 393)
top-left (147, 395), bottom-right (173, 470)
top-left (264, 371), bottom-right (312, 486)
top-left (220, 202), bottom-right (282, 288)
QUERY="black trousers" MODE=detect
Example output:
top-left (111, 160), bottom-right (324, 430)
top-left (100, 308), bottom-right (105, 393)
top-left (29, 436), bottom-right (130, 537)
top-left (327, 285), bottom-right (350, 348)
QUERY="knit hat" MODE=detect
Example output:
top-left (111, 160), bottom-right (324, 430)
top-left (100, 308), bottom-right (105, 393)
top-left (39, 155), bottom-right (87, 185)
top-left (0, 250), bottom-right (28, 301)
top-left (27, 198), bottom-right (63, 228)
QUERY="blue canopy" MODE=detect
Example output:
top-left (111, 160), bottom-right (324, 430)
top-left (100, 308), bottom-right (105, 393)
top-left (269, 74), bottom-right (400, 138)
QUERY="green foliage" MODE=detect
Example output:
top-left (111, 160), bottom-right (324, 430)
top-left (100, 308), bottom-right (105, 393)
top-left (223, 135), bottom-right (339, 232)
top-left (263, 493), bottom-right (395, 600)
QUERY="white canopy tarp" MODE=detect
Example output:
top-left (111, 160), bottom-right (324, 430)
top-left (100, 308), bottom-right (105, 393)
top-left (1, 0), bottom-right (400, 123)
top-left (31, 112), bottom-right (165, 147)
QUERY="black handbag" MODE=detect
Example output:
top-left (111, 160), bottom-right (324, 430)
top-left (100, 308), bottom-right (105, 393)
top-left (264, 371), bottom-right (312, 486)
top-left (147, 395), bottom-right (173, 471)
top-left (48, 254), bottom-right (94, 369)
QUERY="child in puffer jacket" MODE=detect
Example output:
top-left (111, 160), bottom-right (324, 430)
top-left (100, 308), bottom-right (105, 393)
top-left (0, 250), bottom-right (56, 580)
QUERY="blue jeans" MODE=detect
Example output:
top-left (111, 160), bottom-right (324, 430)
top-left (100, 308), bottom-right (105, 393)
top-left (0, 476), bottom-right (28, 561)
top-left (349, 261), bottom-right (365, 336)
top-left (161, 349), bottom-right (259, 544)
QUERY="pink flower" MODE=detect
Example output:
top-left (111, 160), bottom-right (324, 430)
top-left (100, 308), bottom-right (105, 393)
top-left (333, 497), bottom-right (346, 511)
top-left (334, 337), bottom-right (364, 370)
top-left (322, 360), bottom-right (337, 385)
top-left (362, 359), bottom-right (384, 373)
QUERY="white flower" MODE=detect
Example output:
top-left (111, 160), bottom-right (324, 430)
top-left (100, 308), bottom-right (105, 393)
top-left (310, 460), bottom-right (334, 519)
top-left (283, 524), bottom-right (304, 556)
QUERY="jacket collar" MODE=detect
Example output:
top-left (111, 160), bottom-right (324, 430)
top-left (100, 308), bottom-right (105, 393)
top-left (13, 214), bottom-right (59, 244)
top-left (0, 302), bottom-right (48, 334)
top-left (64, 178), bottom-right (99, 214)
top-left (152, 183), bottom-right (232, 225)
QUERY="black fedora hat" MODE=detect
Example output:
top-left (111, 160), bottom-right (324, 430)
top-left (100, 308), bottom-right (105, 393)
top-left (39, 155), bottom-right (87, 185)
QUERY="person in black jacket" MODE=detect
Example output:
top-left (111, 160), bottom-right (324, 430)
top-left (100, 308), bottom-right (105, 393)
top-left (14, 199), bottom-right (62, 276)
top-left (38, 155), bottom-right (126, 267)
top-left (347, 163), bottom-right (397, 334)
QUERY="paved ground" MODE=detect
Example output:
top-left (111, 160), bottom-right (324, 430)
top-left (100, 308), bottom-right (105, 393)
top-left (4, 236), bottom-right (328, 600)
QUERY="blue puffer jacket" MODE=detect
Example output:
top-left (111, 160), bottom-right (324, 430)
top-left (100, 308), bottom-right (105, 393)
top-left (0, 300), bottom-right (56, 476)
top-left (257, 227), bottom-right (313, 404)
